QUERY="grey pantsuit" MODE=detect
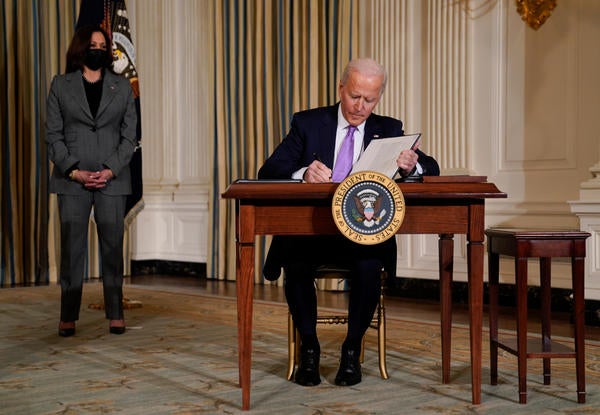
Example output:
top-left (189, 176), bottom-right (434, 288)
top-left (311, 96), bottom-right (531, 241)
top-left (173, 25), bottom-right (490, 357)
top-left (46, 69), bottom-right (137, 321)
top-left (57, 193), bottom-right (126, 320)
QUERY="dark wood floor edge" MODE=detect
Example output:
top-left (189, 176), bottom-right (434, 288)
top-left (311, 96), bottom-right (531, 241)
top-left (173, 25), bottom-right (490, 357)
top-left (386, 277), bottom-right (600, 327)
top-left (130, 260), bottom-right (206, 277)
top-left (125, 261), bottom-right (600, 327)
top-left (585, 304), bottom-right (600, 327)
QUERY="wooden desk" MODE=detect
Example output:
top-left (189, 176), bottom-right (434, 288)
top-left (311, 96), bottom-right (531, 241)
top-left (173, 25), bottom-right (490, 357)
top-left (222, 179), bottom-right (506, 410)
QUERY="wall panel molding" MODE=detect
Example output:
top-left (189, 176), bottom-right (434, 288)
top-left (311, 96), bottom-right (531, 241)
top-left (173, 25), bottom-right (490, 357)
top-left (425, 0), bottom-right (468, 172)
top-left (127, 0), bottom-right (213, 264)
top-left (501, 1), bottom-right (578, 172)
top-left (364, 0), bottom-right (470, 281)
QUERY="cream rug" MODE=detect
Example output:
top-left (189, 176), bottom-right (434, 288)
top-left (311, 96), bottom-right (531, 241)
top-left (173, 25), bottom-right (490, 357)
top-left (1, 283), bottom-right (599, 414)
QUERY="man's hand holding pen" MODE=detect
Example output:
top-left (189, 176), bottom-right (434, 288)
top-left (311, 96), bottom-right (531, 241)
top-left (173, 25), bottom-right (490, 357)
top-left (304, 140), bottom-right (420, 182)
top-left (303, 153), bottom-right (332, 183)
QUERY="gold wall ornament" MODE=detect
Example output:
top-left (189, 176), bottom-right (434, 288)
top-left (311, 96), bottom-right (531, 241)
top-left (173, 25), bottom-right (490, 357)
top-left (516, 0), bottom-right (557, 30)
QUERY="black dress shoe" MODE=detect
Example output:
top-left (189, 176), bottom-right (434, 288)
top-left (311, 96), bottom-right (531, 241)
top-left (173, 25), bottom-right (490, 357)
top-left (334, 348), bottom-right (362, 386)
top-left (294, 346), bottom-right (321, 386)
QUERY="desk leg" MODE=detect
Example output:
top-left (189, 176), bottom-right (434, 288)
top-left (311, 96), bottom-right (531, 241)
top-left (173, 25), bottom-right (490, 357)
top-left (237, 205), bottom-right (256, 411)
top-left (467, 213), bottom-right (484, 405)
top-left (238, 242), bottom-right (254, 410)
top-left (439, 234), bottom-right (454, 384)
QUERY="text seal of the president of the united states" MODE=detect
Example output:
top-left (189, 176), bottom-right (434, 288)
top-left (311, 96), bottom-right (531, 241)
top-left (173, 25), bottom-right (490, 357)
top-left (332, 171), bottom-right (405, 245)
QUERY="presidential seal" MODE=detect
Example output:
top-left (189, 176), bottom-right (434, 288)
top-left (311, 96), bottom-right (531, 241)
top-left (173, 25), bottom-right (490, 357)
top-left (332, 171), bottom-right (405, 245)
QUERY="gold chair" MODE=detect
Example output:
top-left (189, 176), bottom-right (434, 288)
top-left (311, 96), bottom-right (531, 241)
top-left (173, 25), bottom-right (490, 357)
top-left (286, 265), bottom-right (389, 380)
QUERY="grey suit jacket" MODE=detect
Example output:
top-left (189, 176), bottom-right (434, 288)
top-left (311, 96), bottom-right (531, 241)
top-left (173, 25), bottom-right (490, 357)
top-left (46, 69), bottom-right (137, 195)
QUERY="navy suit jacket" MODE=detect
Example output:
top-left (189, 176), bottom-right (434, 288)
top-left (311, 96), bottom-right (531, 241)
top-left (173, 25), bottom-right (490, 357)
top-left (259, 103), bottom-right (439, 178)
top-left (258, 103), bottom-right (440, 280)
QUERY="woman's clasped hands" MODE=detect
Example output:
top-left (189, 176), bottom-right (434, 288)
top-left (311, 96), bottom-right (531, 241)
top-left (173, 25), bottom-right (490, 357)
top-left (72, 168), bottom-right (114, 189)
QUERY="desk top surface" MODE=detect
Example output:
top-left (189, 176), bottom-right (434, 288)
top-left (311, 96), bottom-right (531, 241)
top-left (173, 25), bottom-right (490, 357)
top-left (222, 177), bottom-right (507, 200)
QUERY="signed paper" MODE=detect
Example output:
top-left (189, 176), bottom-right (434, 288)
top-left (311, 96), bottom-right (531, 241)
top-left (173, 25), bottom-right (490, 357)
top-left (351, 133), bottom-right (421, 178)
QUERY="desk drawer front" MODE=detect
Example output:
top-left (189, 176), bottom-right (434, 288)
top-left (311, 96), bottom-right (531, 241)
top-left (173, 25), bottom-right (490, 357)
top-left (253, 204), bottom-right (470, 235)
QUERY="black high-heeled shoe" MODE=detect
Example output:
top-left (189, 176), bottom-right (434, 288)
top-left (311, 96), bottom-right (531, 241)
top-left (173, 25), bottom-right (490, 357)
top-left (58, 321), bottom-right (76, 337)
top-left (109, 320), bottom-right (126, 335)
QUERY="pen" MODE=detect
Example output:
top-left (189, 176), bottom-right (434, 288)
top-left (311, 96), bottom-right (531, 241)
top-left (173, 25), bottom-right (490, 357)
top-left (313, 152), bottom-right (332, 180)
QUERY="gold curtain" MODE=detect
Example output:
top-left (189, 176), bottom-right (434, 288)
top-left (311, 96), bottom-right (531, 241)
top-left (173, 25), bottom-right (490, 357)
top-left (0, 1), bottom-right (78, 287)
top-left (211, 0), bottom-right (358, 282)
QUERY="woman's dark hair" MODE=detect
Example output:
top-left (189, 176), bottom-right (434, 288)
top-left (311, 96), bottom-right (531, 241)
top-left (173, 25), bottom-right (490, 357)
top-left (66, 25), bottom-right (114, 73)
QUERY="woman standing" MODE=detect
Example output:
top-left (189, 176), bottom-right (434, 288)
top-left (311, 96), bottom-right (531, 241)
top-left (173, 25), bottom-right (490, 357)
top-left (46, 25), bottom-right (137, 336)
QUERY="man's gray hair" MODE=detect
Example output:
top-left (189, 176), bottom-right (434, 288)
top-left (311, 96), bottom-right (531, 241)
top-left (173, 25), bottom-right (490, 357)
top-left (340, 58), bottom-right (388, 95)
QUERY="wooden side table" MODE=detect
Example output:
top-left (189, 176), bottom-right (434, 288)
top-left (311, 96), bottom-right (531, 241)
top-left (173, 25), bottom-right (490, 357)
top-left (485, 228), bottom-right (590, 404)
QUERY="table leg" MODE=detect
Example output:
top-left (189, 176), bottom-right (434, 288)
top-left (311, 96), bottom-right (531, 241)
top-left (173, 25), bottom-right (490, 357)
top-left (237, 243), bottom-right (255, 410)
top-left (488, 249), bottom-right (499, 385)
top-left (540, 257), bottom-right (552, 385)
top-left (467, 231), bottom-right (484, 404)
top-left (572, 255), bottom-right (586, 403)
top-left (516, 257), bottom-right (528, 404)
top-left (237, 204), bottom-right (256, 411)
top-left (439, 233), bottom-right (454, 384)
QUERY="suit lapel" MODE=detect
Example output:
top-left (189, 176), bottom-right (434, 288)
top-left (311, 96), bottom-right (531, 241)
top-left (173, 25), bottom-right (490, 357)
top-left (319, 104), bottom-right (339, 168)
top-left (364, 115), bottom-right (384, 148)
top-left (96, 72), bottom-right (119, 119)
top-left (64, 70), bottom-right (120, 121)
top-left (65, 71), bottom-right (93, 120)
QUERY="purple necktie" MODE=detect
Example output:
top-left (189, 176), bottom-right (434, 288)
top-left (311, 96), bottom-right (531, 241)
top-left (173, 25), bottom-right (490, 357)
top-left (332, 126), bottom-right (357, 182)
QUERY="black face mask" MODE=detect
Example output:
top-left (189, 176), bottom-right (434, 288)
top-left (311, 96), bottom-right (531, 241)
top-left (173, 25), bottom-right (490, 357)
top-left (84, 49), bottom-right (109, 70)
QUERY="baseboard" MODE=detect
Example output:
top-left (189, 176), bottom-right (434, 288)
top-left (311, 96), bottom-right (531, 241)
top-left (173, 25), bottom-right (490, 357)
top-left (125, 265), bottom-right (600, 327)
top-left (386, 276), bottom-right (600, 327)
top-left (130, 260), bottom-right (206, 278)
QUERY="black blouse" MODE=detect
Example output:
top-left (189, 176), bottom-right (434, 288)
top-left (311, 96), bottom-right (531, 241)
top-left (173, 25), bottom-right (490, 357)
top-left (83, 76), bottom-right (103, 118)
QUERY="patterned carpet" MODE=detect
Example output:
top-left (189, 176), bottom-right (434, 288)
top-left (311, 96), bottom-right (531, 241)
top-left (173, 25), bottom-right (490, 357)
top-left (1, 283), bottom-right (599, 414)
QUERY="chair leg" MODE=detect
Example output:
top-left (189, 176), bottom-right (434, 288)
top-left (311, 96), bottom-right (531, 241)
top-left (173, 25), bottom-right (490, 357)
top-left (287, 313), bottom-right (296, 381)
top-left (360, 336), bottom-right (366, 363)
top-left (378, 299), bottom-right (389, 379)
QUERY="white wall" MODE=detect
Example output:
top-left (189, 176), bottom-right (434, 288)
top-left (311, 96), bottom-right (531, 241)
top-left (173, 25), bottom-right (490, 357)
top-left (361, 0), bottom-right (600, 298)
top-left (126, 0), bottom-right (213, 263)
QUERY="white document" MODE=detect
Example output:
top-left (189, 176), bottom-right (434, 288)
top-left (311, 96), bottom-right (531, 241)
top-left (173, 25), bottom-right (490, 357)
top-left (350, 133), bottom-right (421, 178)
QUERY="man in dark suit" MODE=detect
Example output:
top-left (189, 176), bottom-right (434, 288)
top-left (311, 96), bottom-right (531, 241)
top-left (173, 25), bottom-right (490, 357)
top-left (258, 58), bottom-right (439, 387)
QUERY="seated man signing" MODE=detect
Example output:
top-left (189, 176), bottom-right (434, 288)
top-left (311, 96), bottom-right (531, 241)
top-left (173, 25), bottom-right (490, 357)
top-left (258, 58), bottom-right (440, 387)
